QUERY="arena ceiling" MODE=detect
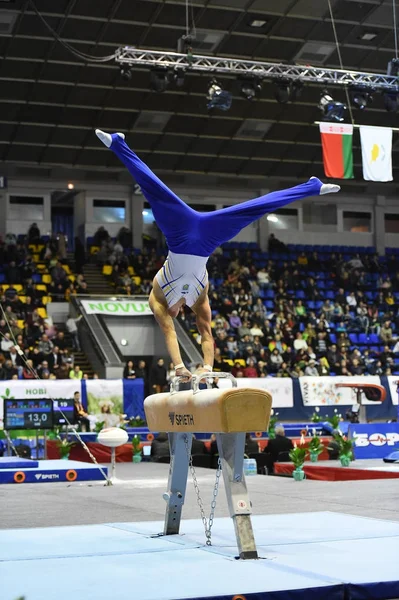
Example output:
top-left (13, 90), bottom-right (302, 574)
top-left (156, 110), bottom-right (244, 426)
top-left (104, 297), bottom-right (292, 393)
top-left (1, 0), bottom-right (399, 193)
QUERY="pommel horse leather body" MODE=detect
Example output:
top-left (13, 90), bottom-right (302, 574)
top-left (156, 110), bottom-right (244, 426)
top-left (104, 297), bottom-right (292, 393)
top-left (144, 387), bottom-right (272, 433)
top-left (144, 373), bottom-right (273, 560)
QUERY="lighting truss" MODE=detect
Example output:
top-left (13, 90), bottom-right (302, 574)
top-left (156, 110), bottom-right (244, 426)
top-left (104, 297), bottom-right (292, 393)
top-left (115, 47), bottom-right (399, 92)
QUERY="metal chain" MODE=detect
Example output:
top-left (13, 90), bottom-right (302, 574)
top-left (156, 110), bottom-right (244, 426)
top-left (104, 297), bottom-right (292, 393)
top-left (184, 434), bottom-right (222, 546)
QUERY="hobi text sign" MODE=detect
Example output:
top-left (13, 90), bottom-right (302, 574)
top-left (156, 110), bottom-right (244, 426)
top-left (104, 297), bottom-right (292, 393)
top-left (81, 300), bottom-right (152, 316)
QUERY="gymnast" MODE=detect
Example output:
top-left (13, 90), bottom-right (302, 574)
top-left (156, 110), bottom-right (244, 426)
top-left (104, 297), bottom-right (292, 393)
top-left (96, 129), bottom-right (340, 382)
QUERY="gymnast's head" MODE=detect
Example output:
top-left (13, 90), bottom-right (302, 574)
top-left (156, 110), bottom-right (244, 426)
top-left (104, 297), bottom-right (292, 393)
top-left (168, 298), bottom-right (186, 318)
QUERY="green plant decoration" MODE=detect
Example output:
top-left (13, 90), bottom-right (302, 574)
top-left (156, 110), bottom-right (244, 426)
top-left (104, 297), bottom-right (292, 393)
top-left (129, 416), bottom-right (146, 427)
top-left (132, 434), bottom-right (141, 455)
top-left (310, 411), bottom-right (322, 423)
top-left (325, 409), bottom-right (342, 430)
top-left (289, 446), bottom-right (307, 470)
top-left (268, 411), bottom-right (279, 439)
top-left (56, 437), bottom-right (76, 458)
top-left (333, 433), bottom-right (354, 466)
top-left (95, 421), bottom-right (105, 433)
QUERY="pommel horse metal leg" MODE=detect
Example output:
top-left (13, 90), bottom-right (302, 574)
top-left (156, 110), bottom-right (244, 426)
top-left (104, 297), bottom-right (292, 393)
top-left (216, 432), bottom-right (258, 559)
top-left (144, 372), bottom-right (273, 560)
top-left (163, 432), bottom-right (192, 535)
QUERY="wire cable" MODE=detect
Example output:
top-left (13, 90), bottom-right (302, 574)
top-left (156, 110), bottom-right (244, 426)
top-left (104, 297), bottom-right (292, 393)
top-left (28, 0), bottom-right (117, 64)
top-left (0, 304), bottom-right (111, 484)
top-left (327, 0), bottom-right (355, 125)
top-left (393, 0), bottom-right (398, 60)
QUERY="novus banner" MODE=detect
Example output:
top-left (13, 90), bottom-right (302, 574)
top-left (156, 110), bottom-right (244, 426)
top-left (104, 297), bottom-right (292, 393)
top-left (81, 299), bottom-right (152, 316)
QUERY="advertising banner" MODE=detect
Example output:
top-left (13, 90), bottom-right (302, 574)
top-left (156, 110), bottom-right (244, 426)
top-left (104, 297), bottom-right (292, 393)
top-left (86, 379), bottom-right (124, 428)
top-left (349, 423), bottom-right (399, 459)
top-left (0, 380), bottom-right (81, 429)
top-left (387, 376), bottom-right (399, 406)
top-left (218, 377), bottom-right (293, 408)
top-left (81, 299), bottom-right (152, 316)
top-left (299, 376), bottom-right (381, 406)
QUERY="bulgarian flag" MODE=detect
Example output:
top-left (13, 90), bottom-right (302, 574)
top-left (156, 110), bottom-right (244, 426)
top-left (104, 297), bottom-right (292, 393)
top-left (319, 122), bottom-right (354, 179)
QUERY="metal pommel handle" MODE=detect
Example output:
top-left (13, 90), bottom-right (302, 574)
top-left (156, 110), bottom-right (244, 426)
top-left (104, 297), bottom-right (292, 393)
top-left (192, 371), bottom-right (237, 393)
top-left (170, 375), bottom-right (192, 394)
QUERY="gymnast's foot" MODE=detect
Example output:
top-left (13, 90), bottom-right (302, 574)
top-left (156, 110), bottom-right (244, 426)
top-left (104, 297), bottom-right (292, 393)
top-left (310, 176), bottom-right (340, 195)
top-left (95, 129), bottom-right (125, 148)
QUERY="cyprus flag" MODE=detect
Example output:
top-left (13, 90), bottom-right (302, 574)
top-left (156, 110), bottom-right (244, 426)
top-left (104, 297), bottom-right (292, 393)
top-left (360, 125), bottom-right (393, 182)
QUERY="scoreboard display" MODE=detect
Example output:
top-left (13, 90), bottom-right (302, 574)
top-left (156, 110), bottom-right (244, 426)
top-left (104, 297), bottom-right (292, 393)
top-left (4, 399), bottom-right (54, 430)
top-left (53, 399), bottom-right (75, 426)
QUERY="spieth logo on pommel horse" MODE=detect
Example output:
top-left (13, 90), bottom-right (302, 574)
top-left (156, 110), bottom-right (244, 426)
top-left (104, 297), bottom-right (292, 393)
top-left (144, 372), bottom-right (273, 560)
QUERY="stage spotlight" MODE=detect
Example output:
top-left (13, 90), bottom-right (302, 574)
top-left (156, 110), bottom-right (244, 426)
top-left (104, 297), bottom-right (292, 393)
top-left (150, 69), bottom-right (169, 93)
top-left (383, 92), bottom-right (399, 112)
top-left (350, 88), bottom-right (373, 110)
top-left (239, 79), bottom-right (262, 100)
top-left (387, 58), bottom-right (399, 77)
top-left (274, 80), bottom-right (290, 103)
top-left (207, 79), bottom-right (232, 111)
top-left (173, 69), bottom-right (185, 87)
top-left (319, 90), bottom-right (346, 122)
top-left (120, 67), bottom-right (132, 81)
top-left (290, 81), bottom-right (303, 102)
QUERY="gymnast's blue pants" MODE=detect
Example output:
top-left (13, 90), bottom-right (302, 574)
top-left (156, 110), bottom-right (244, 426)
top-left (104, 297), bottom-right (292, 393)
top-left (107, 133), bottom-right (323, 257)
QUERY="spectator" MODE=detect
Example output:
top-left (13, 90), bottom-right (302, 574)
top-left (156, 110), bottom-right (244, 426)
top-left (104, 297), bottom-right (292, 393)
top-left (244, 433), bottom-right (259, 455)
top-left (123, 360), bottom-right (136, 379)
top-left (73, 391), bottom-right (90, 432)
top-left (380, 321), bottom-right (394, 344)
top-left (74, 237), bottom-right (86, 274)
top-left (293, 332), bottom-right (308, 352)
top-left (37, 334), bottom-right (53, 355)
top-left (229, 310), bottom-right (242, 330)
top-left (66, 314), bottom-right (82, 350)
top-left (263, 425), bottom-right (294, 465)
top-left (69, 364), bottom-right (83, 380)
top-left (244, 359), bottom-right (258, 378)
top-left (150, 432), bottom-right (170, 462)
top-left (27, 223), bottom-right (41, 242)
top-left (1, 333), bottom-right (13, 354)
top-left (305, 359), bottom-right (319, 377)
top-left (150, 358), bottom-right (167, 393)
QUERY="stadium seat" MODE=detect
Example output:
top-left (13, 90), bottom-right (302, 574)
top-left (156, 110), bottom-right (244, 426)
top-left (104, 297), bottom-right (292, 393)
top-left (37, 307), bottom-right (47, 319)
top-left (42, 275), bottom-right (51, 284)
top-left (102, 265), bottom-right (113, 276)
top-left (36, 284), bottom-right (47, 292)
top-left (349, 334), bottom-right (358, 345)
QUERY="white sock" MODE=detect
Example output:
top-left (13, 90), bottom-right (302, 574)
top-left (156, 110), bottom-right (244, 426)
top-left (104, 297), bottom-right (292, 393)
top-left (320, 183), bottom-right (340, 195)
top-left (310, 176), bottom-right (340, 195)
top-left (95, 129), bottom-right (125, 148)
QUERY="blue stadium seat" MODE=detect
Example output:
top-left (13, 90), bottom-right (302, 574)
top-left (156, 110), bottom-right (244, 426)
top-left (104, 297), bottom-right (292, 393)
top-left (358, 333), bottom-right (368, 344)
top-left (326, 291), bottom-right (335, 299)
top-left (349, 334), bottom-right (358, 344)
top-left (369, 333), bottom-right (380, 344)
top-left (0, 274), bottom-right (5, 283)
top-left (329, 334), bottom-right (337, 344)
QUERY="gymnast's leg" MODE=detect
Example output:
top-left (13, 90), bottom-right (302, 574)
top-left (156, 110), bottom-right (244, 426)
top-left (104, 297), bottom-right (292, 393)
top-left (198, 177), bottom-right (340, 255)
top-left (95, 130), bottom-right (197, 250)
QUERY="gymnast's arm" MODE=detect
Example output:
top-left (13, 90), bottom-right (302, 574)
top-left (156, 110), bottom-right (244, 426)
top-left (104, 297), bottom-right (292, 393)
top-left (149, 290), bottom-right (191, 381)
top-left (193, 291), bottom-right (214, 369)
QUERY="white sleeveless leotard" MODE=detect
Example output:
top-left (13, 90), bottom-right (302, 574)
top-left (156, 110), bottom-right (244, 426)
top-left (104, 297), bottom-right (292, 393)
top-left (155, 251), bottom-right (208, 308)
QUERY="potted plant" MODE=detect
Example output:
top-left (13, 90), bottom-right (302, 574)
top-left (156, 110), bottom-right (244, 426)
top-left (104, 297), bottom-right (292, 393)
top-left (95, 421), bottom-right (105, 433)
top-left (325, 408), bottom-right (342, 430)
top-left (333, 433), bottom-right (354, 467)
top-left (56, 437), bottom-right (75, 460)
top-left (307, 434), bottom-right (324, 463)
top-left (132, 435), bottom-right (142, 463)
top-left (268, 410), bottom-right (279, 440)
top-left (129, 416), bottom-right (146, 427)
top-left (289, 446), bottom-right (307, 481)
top-left (310, 406), bottom-right (322, 423)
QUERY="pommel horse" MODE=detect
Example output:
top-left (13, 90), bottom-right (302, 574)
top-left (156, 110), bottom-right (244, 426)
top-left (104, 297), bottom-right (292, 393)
top-left (144, 372), bottom-right (272, 559)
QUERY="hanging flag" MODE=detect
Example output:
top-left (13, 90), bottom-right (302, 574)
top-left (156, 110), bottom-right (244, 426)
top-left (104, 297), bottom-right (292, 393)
top-left (319, 123), bottom-right (354, 179)
top-left (360, 125), bottom-right (393, 182)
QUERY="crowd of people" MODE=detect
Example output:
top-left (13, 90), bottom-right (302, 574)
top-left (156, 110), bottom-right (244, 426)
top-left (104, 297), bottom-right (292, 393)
top-left (0, 224), bottom-right (94, 381)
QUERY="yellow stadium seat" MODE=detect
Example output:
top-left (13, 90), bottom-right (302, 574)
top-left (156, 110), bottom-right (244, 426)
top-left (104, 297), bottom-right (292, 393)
top-left (42, 274), bottom-right (51, 284)
top-left (128, 266), bottom-right (135, 275)
top-left (225, 359), bottom-right (234, 366)
top-left (18, 296), bottom-right (27, 303)
top-left (102, 265), bottom-right (113, 276)
top-left (68, 275), bottom-right (76, 283)
top-left (28, 244), bottom-right (36, 252)
top-left (90, 246), bottom-right (100, 255)
top-left (13, 284), bottom-right (23, 292)
top-left (42, 296), bottom-right (52, 305)
top-left (133, 276), bottom-right (141, 286)
top-left (37, 245), bottom-right (44, 252)
top-left (2, 285), bottom-right (9, 291)
top-left (37, 307), bottom-right (47, 319)
top-left (62, 264), bottom-right (71, 274)
top-left (36, 264), bottom-right (47, 273)
top-left (33, 254), bottom-right (40, 262)
top-left (17, 320), bottom-right (24, 329)
top-left (36, 284), bottom-right (47, 291)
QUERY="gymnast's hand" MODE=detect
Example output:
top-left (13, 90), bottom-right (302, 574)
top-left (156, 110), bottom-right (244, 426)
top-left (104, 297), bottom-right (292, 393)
top-left (175, 366), bottom-right (192, 382)
top-left (194, 367), bottom-right (212, 382)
